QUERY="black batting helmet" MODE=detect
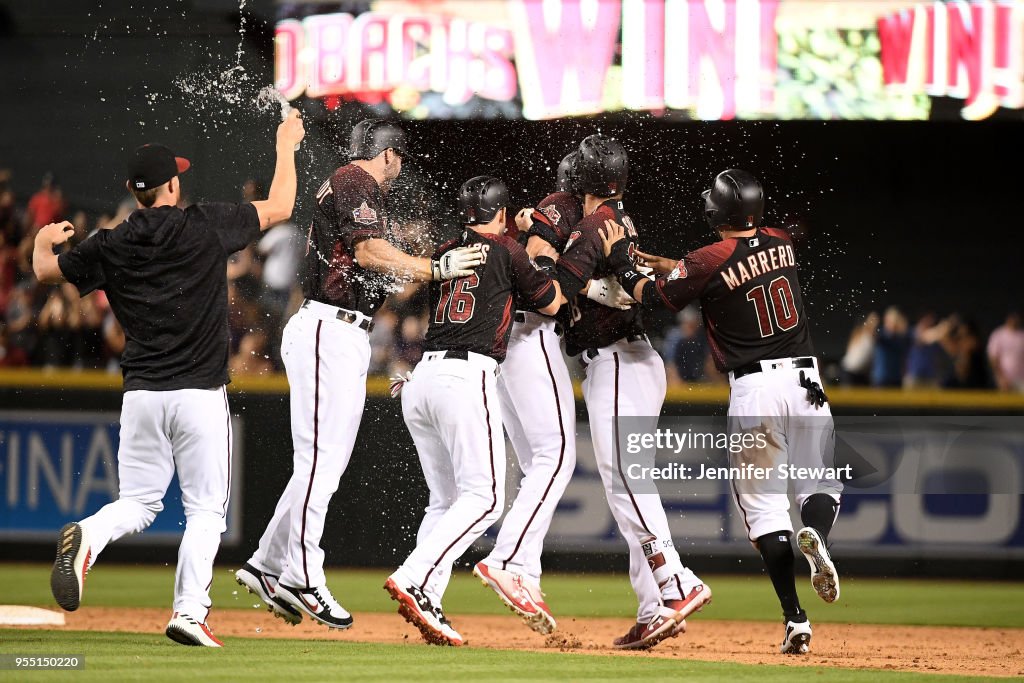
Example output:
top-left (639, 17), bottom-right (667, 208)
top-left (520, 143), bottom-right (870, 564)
top-left (458, 176), bottom-right (509, 226)
top-left (702, 169), bottom-right (764, 231)
top-left (556, 150), bottom-right (580, 193)
top-left (573, 134), bottom-right (628, 198)
top-left (349, 118), bottom-right (410, 160)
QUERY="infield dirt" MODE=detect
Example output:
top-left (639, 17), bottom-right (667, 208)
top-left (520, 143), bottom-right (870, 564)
top-left (19, 607), bottom-right (1023, 678)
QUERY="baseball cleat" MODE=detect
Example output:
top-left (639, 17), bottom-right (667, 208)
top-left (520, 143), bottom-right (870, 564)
top-left (276, 583), bottom-right (353, 630)
top-left (637, 582), bottom-right (712, 647)
top-left (797, 527), bottom-right (840, 603)
top-left (165, 612), bottom-right (224, 647)
top-left (780, 617), bottom-right (812, 654)
top-left (613, 619), bottom-right (686, 651)
top-left (384, 574), bottom-right (464, 646)
top-left (235, 563), bottom-right (302, 625)
top-left (51, 523), bottom-right (91, 612)
top-left (472, 562), bottom-right (556, 635)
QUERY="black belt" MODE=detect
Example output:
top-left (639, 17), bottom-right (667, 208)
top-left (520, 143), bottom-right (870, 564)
top-left (429, 349), bottom-right (469, 360)
top-left (302, 299), bottom-right (374, 332)
top-left (513, 311), bottom-right (563, 335)
top-left (584, 333), bottom-right (648, 360)
top-left (731, 356), bottom-right (815, 380)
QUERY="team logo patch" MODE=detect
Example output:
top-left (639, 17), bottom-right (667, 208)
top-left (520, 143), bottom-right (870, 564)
top-left (564, 230), bottom-right (582, 250)
top-left (539, 204), bottom-right (561, 225)
top-left (667, 260), bottom-right (687, 281)
top-left (352, 201), bottom-right (378, 225)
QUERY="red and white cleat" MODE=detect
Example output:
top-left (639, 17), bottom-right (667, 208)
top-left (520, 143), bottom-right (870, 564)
top-left (472, 562), bottom-right (556, 635)
top-left (165, 612), bottom-right (224, 647)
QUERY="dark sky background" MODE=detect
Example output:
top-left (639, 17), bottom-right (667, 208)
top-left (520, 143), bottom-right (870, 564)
top-left (0, 0), bottom-right (1019, 360)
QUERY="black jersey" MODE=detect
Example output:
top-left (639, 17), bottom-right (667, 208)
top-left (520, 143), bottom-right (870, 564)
top-left (57, 203), bottom-right (260, 391)
top-left (531, 190), bottom-right (583, 251)
top-left (644, 227), bottom-right (814, 372)
top-left (301, 163), bottom-right (400, 316)
top-left (556, 199), bottom-right (645, 355)
top-left (425, 230), bottom-right (556, 362)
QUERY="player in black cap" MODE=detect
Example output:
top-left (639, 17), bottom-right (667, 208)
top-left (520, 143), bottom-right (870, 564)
top-left (600, 168), bottom-right (843, 656)
top-left (35, 111), bottom-right (306, 647)
top-left (385, 175), bottom-right (562, 647)
top-left (237, 118), bottom-right (484, 630)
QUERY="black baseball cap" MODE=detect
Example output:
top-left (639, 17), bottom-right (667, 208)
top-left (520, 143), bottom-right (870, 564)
top-left (128, 144), bottom-right (190, 191)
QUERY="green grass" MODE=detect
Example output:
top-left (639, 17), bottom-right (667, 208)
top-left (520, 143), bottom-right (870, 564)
top-left (2, 564), bottom-right (1022, 629)
top-left (0, 630), bottom-right (1001, 682)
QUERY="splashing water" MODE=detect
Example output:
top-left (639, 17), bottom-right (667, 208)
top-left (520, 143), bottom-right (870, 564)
top-left (256, 85), bottom-right (300, 151)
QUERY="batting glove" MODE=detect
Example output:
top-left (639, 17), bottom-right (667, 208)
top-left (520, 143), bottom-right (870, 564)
top-left (799, 370), bottom-right (829, 408)
top-left (432, 245), bottom-right (483, 280)
top-left (586, 276), bottom-right (636, 310)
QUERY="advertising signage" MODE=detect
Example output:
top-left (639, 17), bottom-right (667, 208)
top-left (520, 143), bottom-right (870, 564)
top-left (274, 0), bottom-right (1024, 121)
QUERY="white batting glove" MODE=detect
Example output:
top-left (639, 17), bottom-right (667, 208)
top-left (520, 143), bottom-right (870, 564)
top-left (635, 263), bottom-right (655, 279)
top-left (515, 207), bottom-right (534, 232)
top-left (432, 245), bottom-right (483, 280)
top-left (586, 276), bottom-right (635, 310)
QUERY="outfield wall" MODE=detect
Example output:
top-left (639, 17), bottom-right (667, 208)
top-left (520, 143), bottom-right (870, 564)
top-left (1, 370), bottom-right (1022, 579)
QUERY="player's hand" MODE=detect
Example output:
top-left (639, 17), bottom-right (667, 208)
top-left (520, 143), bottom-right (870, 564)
top-left (598, 219), bottom-right (626, 257)
top-left (432, 245), bottom-right (483, 280)
top-left (277, 109), bottom-right (305, 150)
top-left (586, 276), bottom-right (635, 310)
top-left (633, 249), bottom-right (676, 276)
top-left (515, 207), bottom-right (534, 232)
top-left (39, 221), bottom-right (75, 247)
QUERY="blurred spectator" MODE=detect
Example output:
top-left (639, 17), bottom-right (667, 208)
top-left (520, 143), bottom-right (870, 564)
top-left (242, 179), bottom-right (265, 204)
top-left (903, 313), bottom-right (952, 389)
top-left (871, 307), bottom-right (909, 387)
top-left (662, 306), bottom-right (706, 385)
top-left (229, 330), bottom-right (275, 376)
top-left (0, 223), bottom-right (18, 312)
top-left (841, 312), bottom-right (878, 386)
top-left (987, 312), bottom-right (1024, 392)
top-left (70, 210), bottom-right (89, 243)
top-left (36, 287), bottom-right (71, 367)
top-left (257, 222), bottom-right (302, 314)
top-left (26, 172), bottom-right (65, 229)
top-left (942, 317), bottom-right (989, 389)
top-left (5, 283), bottom-right (37, 358)
top-left (392, 313), bottom-right (427, 374)
top-left (0, 325), bottom-right (28, 367)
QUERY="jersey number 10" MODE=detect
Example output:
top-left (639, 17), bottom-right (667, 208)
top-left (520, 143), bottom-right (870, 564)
top-left (435, 274), bottom-right (479, 324)
top-left (745, 275), bottom-right (799, 338)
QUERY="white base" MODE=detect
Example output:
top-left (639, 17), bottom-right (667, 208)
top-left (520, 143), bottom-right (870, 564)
top-left (0, 605), bottom-right (66, 626)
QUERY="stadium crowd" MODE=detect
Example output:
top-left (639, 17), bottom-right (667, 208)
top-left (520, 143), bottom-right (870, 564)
top-left (2, 169), bottom-right (1022, 392)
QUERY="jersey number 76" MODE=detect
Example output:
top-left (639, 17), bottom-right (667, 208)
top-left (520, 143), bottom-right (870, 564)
top-left (745, 275), bottom-right (799, 338)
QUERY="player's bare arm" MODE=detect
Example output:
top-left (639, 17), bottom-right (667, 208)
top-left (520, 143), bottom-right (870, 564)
top-left (633, 249), bottom-right (677, 276)
top-left (353, 238), bottom-right (484, 282)
top-left (252, 110), bottom-right (305, 230)
top-left (32, 220), bottom-right (75, 284)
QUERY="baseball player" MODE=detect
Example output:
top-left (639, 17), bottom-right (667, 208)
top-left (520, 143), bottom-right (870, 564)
top-left (385, 175), bottom-right (563, 646)
top-left (236, 119), bottom-right (483, 630)
top-left (546, 135), bottom-right (712, 651)
top-left (39, 112), bottom-right (306, 646)
top-left (471, 151), bottom-right (583, 634)
top-left (599, 168), bottom-right (843, 655)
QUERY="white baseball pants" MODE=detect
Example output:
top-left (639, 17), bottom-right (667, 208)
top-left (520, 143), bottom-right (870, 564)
top-left (727, 358), bottom-right (843, 541)
top-left (78, 386), bottom-right (232, 620)
top-left (582, 337), bottom-right (703, 623)
top-left (398, 351), bottom-right (506, 605)
top-left (483, 315), bottom-right (576, 584)
top-left (249, 302), bottom-right (370, 588)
